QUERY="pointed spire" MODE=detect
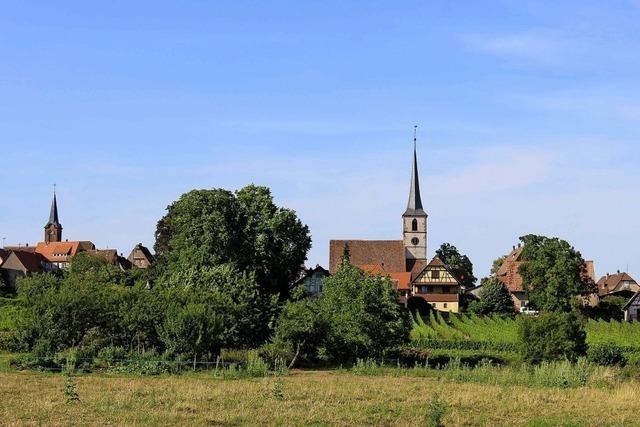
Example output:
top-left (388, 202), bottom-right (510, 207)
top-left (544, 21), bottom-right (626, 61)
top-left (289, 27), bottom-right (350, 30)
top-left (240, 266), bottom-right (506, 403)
top-left (46, 185), bottom-right (60, 226)
top-left (404, 126), bottom-right (427, 217)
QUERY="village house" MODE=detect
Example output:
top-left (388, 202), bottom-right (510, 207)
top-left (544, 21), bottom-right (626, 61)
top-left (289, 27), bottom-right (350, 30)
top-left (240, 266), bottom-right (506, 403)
top-left (329, 134), bottom-right (462, 313)
top-left (496, 244), bottom-right (596, 311)
top-left (596, 271), bottom-right (639, 301)
top-left (294, 265), bottom-right (330, 296)
top-left (1, 190), bottom-right (154, 285)
top-left (127, 243), bottom-right (155, 269)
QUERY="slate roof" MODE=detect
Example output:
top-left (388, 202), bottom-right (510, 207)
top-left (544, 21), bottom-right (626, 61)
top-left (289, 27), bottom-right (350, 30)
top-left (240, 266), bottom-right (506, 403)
top-left (329, 240), bottom-right (406, 274)
top-left (404, 140), bottom-right (427, 218)
top-left (46, 191), bottom-right (61, 227)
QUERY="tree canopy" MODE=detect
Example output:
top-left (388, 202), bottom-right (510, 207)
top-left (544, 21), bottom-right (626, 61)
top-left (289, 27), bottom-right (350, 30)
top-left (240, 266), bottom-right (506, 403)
top-left (435, 243), bottom-right (477, 289)
top-left (471, 277), bottom-right (515, 316)
top-left (272, 261), bottom-right (410, 366)
top-left (518, 235), bottom-right (596, 313)
top-left (154, 185), bottom-right (311, 299)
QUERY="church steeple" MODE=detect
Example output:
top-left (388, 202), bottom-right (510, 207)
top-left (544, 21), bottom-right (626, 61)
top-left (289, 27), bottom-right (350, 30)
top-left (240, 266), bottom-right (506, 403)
top-left (403, 126), bottom-right (428, 262)
top-left (404, 127), bottom-right (427, 217)
top-left (44, 186), bottom-right (62, 243)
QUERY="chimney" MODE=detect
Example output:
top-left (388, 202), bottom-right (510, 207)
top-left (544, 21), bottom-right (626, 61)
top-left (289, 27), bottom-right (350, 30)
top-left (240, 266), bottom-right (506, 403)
top-left (518, 243), bottom-right (521, 248)
top-left (513, 245), bottom-right (516, 251)
top-left (617, 270), bottom-right (621, 274)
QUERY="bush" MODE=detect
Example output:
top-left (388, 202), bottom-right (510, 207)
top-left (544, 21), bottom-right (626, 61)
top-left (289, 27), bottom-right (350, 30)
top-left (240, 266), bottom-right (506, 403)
top-left (352, 358), bottom-right (381, 376)
top-left (0, 331), bottom-right (27, 352)
top-left (107, 351), bottom-right (173, 375)
top-left (54, 347), bottom-right (97, 372)
top-left (425, 393), bottom-right (447, 427)
top-left (519, 312), bottom-right (587, 364)
top-left (387, 346), bottom-right (510, 368)
top-left (587, 344), bottom-right (627, 367)
top-left (245, 350), bottom-right (269, 378)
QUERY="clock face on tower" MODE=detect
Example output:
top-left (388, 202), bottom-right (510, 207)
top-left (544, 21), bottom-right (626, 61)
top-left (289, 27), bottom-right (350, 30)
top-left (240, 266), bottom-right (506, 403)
top-left (411, 237), bottom-right (419, 246)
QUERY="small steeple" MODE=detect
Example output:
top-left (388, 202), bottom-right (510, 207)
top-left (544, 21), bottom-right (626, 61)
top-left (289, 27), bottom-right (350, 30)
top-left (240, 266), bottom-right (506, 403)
top-left (404, 126), bottom-right (427, 217)
top-left (44, 185), bottom-right (62, 243)
top-left (46, 185), bottom-right (60, 227)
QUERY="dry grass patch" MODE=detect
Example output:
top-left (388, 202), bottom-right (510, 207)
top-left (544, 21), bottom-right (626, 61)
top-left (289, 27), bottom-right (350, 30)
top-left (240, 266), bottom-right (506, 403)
top-left (0, 370), bottom-right (638, 426)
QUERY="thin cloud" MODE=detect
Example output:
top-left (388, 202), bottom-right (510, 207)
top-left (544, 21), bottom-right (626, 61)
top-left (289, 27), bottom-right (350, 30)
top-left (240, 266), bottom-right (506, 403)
top-left (460, 30), bottom-right (575, 65)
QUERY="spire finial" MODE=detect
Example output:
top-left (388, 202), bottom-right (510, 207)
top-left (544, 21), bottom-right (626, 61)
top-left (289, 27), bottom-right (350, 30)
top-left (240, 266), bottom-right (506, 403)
top-left (413, 125), bottom-right (417, 149)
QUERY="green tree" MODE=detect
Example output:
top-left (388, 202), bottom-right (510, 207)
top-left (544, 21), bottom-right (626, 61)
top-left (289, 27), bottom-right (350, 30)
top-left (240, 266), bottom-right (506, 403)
top-left (272, 298), bottom-right (328, 367)
top-left (435, 243), bottom-right (477, 289)
top-left (518, 312), bottom-right (587, 364)
top-left (154, 186), bottom-right (311, 299)
top-left (320, 261), bottom-right (410, 362)
top-left (157, 264), bottom-right (278, 348)
top-left (490, 255), bottom-right (507, 276)
top-left (518, 235), bottom-right (596, 313)
top-left (471, 277), bottom-right (515, 315)
top-left (158, 302), bottom-right (224, 362)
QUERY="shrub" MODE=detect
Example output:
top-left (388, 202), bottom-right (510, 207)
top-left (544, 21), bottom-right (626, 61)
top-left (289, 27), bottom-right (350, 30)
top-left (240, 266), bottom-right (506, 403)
top-left (245, 351), bottom-right (269, 378)
top-left (0, 331), bottom-right (27, 352)
top-left (587, 344), bottom-right (627, 367)
top-left (106, 351), bottom-right (173, 375)
top-left (425, 393), bottom-right (447, 427)
top-left (531, 358), bottom-right (593, 388)
top-left (519, 312), bottom-right (587, 364)
top-left (54, 347), bottom-right (97, 372)
top-left (387, 346), bottom-right (510, 368)
top-left (97, 346), bottom-right (128, 365)
top-left (351, 358), bottom-right (381, 376)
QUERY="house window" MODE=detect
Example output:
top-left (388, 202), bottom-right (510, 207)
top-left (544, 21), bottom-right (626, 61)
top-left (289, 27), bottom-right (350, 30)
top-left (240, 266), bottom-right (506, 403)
top-left (431, 270), bottom-right (440, 280)
top-left (443, 303), bottom-right (448, 309)
top-left (412, 219), bottom-right (418, 231)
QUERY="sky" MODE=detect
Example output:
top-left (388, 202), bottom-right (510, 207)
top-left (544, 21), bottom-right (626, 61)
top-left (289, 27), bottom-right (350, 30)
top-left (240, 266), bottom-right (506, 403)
top-left (0, 0), bottom-right (638, 280)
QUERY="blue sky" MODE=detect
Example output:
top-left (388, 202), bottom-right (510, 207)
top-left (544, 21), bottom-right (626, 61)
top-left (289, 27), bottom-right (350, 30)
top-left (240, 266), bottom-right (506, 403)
top-left (1, 1), bottom-right (638, 279)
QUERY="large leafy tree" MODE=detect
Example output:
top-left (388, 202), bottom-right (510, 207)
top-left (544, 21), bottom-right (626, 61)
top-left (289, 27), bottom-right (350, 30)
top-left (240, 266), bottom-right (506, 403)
top-left (157, 264), bottom-right (278, 348)
top-left (435, 243), bottom-right (477, 289)
top-left (518, 235), bottom-right (596, 313)
top-left (154, 185), bottom-right (311, 299)
top-left (320, 261), bottom-right (410, 362)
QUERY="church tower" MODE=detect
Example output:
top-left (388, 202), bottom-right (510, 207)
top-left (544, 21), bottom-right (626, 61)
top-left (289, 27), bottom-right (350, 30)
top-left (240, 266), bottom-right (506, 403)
top-left (44, 188), bottom-right (62, 243)
top-left (403, 128), bottom-right (428, 263)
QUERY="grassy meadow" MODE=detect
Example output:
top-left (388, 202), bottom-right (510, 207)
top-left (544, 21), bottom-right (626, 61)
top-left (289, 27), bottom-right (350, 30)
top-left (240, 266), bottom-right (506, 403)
top-left (1, 367), bottom-right (640, 426)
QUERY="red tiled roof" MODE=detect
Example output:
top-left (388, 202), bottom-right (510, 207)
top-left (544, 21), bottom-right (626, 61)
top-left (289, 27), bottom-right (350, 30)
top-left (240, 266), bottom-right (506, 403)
top-left (35, 241), bottom-right (95, 262)
top-left (3, 250), bottom-right (46, 273)
top-left (329, 240), bottom-right (406, 274)
top-left (358, 264), bottom-right (387, 275)
top-left (597, 272), bottom-right (638, 296)
top-left (497, 245), bottom-right (596, 294)
top-left (388, 272), bottom-right (412, 291)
